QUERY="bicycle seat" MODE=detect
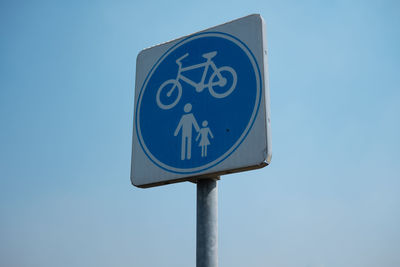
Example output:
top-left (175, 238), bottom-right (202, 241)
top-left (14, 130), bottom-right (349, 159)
top-left (202, 51), bottom-right (217, 59)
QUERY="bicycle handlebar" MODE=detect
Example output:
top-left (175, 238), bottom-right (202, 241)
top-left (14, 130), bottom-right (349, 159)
top-left (176, 53), bottom-right (189, 63)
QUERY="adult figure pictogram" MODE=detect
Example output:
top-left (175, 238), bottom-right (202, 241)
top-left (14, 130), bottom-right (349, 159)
top-left (174, 103), bottom-right (200, 160)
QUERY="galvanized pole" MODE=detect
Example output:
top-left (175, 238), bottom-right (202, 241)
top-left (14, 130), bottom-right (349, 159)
top-left (197, 178), bottom-right (218, 267)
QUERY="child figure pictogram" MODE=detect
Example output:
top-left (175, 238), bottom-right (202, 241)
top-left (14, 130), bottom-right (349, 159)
top-left (196, 120), bottom-right (214, 157)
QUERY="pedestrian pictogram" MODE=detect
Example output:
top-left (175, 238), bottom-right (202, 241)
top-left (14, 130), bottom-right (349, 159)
top-left (174, 103), bottom-right (200, 160)
top-left (196, 120), bottom-right (214, 158)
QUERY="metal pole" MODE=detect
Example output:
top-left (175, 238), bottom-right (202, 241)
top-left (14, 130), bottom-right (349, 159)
top-left (197, 178), bottom-right (218, 267)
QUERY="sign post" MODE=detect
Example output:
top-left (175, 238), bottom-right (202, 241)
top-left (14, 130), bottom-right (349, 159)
top-left (131, 14), bottom-right (271, 267)
top-left (197, 178), bottom-right (218, 267)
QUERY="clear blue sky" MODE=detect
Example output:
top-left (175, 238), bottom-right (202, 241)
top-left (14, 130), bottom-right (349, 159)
top-left (1, 1), bottom-right (399, 266)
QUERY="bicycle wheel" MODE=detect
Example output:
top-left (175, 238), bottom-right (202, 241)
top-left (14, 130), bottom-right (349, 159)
top-left (208, 66), bottom-right (237, 98)
top-left (156, 79), bottom-right (182, 110)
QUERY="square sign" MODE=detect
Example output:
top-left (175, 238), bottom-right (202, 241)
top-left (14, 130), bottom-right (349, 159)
top-left (131, 14), bottom-right (271, 188)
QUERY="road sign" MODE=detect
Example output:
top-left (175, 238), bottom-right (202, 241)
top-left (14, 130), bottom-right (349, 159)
top-left (131, 14), bottom-right (271, 188)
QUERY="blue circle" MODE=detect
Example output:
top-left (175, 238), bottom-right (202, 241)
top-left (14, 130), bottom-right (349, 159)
top-left (136, 32), bottom-right (261, 174)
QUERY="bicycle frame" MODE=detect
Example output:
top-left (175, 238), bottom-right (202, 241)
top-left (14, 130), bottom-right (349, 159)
top-left (175, 55), bottom-right (224, 92)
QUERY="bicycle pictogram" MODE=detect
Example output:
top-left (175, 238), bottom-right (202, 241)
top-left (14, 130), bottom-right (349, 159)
top-left (156, 51), bottom-right (237, 110)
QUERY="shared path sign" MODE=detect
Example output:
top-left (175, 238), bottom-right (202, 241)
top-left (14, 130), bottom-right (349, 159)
top-left (131, 14), bottom-right (272, 188)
